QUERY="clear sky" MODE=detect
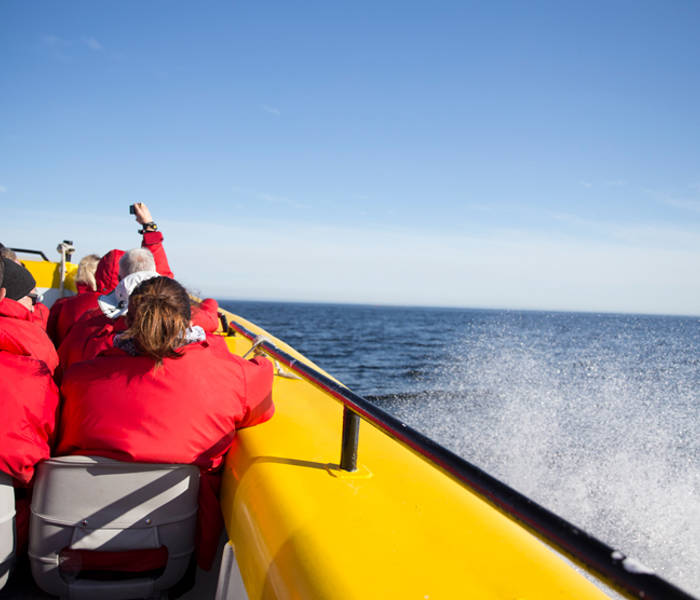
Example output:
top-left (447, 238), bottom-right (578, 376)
top-left (2, 1), bottom-right (700, 315)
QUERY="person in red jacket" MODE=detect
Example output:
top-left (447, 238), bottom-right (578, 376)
top-left (47, 202), bottom-right (174, 347)
top-left (0, 246), bottom-right (50, 330)
top-left (57, 276), bottom-right (274, 569)
top-left (57, 268), bottom-right (224, 372)
top-left (0, 258), bottom-right (60, 552)
top-left (0, 258), bottom-right (59, 375)
top-left (46, 253), bottom-right (99, 344)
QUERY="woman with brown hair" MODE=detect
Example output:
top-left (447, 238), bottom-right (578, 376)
top-left (57, 276), bottom-right (274, 568)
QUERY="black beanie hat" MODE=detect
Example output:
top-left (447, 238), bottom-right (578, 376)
top-left (1, 258), bottom-right (36, 301)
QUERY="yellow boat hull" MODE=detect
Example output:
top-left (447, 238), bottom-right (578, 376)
top-left (217, 310), bottom-right (609, 599)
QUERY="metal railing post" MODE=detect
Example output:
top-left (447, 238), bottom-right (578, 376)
top-left (340, 407), bottom-right (360, 472)
top-left (56, 240), bottom-right (75, 298)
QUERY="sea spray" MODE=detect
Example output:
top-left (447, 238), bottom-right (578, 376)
top-left (379, 313), bottom-right (700, 595)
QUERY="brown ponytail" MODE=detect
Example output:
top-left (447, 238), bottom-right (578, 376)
top-left (123, 277), bottom-right (192, 366)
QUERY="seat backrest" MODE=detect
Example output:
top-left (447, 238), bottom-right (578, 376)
top-left (0, 472), bottom-right (16, 591)
top-left (29, 455), bottom-right (200, 600)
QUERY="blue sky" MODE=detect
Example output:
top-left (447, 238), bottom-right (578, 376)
top-left (2, 1), bottom-right (700, 315)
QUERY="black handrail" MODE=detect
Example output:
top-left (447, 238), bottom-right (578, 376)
top-left (227, 316), bottom-right (697, 600)
top-left (9, 247), bottom-right (50, 261)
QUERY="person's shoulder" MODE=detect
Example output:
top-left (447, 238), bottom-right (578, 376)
top-left (0, 348), bottom-right (53, 377)
top-left (49, 295), bottom-right (71, 310)
top-left (0, 311), bottom-right (54, 346)
top-left (0, 297), bottom-right (33, 321)
top-left (176, 340), bottom-right (245, 376)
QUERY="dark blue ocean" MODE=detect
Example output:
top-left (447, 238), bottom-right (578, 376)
top-left (220, 300), bottom-right (700, 596)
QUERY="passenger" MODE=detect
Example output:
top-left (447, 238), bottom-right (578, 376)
top-left (0, 246), bottom-right (19, 262)
top-left (58, 270), bottom-right (223, 371)
top-left (0, 246), bottom-right (50, 330)
top-left (76, 253), bottom-right (100, 292)
top-left (46, 253), bottom-right (100, 344)
top-left (56, 271), bottom-right (152, 373)
top-left (0, 258), bottom-right (60, 553)
top-left (48, 202), bottom-right (174, 347)
top-left (57, 276), bottom-right (274, 569)
top-left (0, 258), bottom-right (58, 374)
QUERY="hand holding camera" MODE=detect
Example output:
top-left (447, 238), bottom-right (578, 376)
top-left (129, 203), bottom-right (154, 225)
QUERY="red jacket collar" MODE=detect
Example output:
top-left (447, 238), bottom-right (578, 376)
top-left (76, 282), bottom-right (94, 294)
top-left (0, 298), bottom-right (33, 322)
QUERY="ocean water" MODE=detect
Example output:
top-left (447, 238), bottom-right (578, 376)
top-left (220, 300), bottom-right (700, 597)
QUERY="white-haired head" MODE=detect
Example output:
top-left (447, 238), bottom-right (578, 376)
top-left (119, 248), bottom-right (156, 280)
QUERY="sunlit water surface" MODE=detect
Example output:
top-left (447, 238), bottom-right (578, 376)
top-left (220, 301), bottom-right (700, 596)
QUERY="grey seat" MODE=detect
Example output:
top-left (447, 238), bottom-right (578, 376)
top-left (0, 472), bottom-right (16, 591)
top-left (29, 456), bottom-right (200, 600)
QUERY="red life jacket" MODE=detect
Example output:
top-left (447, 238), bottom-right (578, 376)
top-left (57, 343), bottom-right (274, 568)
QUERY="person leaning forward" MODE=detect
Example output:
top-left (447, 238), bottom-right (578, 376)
top-left (0, 258), bottom-right (60, 553)
top-left (57, 276), bottom-right (274, 570)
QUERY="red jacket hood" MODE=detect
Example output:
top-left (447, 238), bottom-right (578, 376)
top-left (95, 249), bottom-right (125, 294)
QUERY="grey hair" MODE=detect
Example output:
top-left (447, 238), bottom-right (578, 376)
top-left (76, 254), bottom-right (100, 291)
top-left (0, 247), bottom-right (18, 262)
top-left (119, 248), bottom-right (156, 279)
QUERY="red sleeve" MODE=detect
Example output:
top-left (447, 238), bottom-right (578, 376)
top-left (237, 356), bottom-right (275, 430)
top-left (204, 334), bottom-right (234, 359)
top-left (192, 299), bottom-right (220, 333)
top-left (57, 313), bottom-right (122, 372)
top-left (47, 298), bottom-right (68, 345)
top-left (0, 354), bottom-right (59, 485)
top-left (141, 230), bottom-right (174, 278)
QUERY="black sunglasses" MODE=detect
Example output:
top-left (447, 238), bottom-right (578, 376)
top-left (28, 292), bottom-right (40, 306)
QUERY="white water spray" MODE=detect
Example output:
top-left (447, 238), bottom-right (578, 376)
top-left (391, 317), bottom-right (700, 596)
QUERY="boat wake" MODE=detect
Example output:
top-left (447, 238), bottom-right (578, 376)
top-left (370, 323), bottom-right (700, 596)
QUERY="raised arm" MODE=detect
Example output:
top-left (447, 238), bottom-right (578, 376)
top-left (133, 202), bottom-right (174, 278)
